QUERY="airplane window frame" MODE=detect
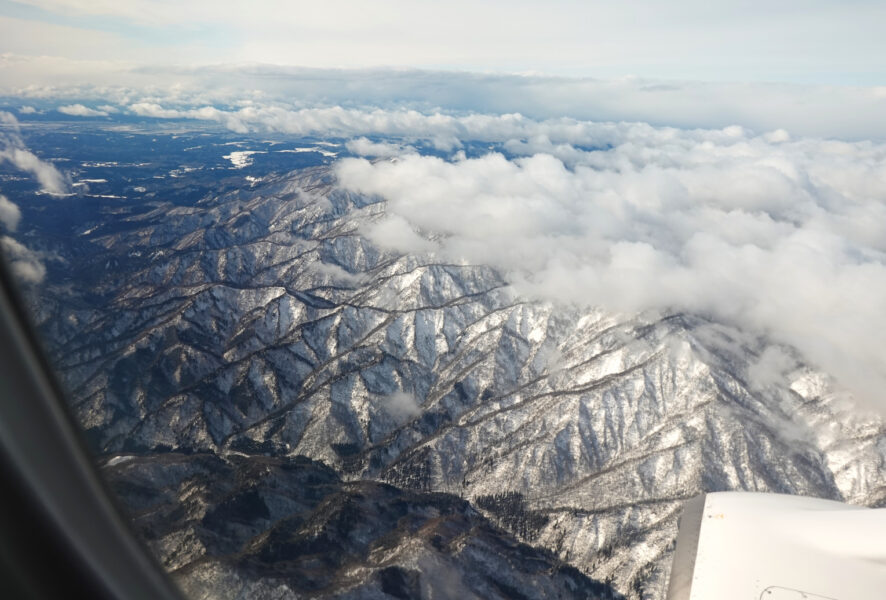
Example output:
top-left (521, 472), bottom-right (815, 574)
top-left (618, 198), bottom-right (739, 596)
top-left (0, 254), bottom-right (183, 600)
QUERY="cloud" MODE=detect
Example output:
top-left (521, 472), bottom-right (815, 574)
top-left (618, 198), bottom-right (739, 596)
top-left (748, 346), bottom-right (800, 392)
top-left (309, 261), bottom-right (365, 286)
top-left (18, 105), bottom-right (37, 114)
top-left (0, 146), bottom-right (70, 194)
top-left (0, 195), bottom-right (22, 231)
top-left (0, 111), bottom-right (69, 285)
top-left (335, 124), bottom-right (886, 412)
top-left (379, 391), bottom-right (421, 423)
top-left (345, 137), bottom-right (412, 158)
top-left (127, 102), bottom-right (187, 119)
top-left (129, 102), bottom-right (249, 133)
top-left (0, 111), bottom-right (70, 194)
top-left (1, 236), bottom-right (46, 284)
top-left (360, 214), bottom-right (437, 255)
top-left (117, 102), bottom-right (770, 156)
top-left (57, 103), bottom-right (109, 117)
top-left (5, 60), bottom-right (886, 140)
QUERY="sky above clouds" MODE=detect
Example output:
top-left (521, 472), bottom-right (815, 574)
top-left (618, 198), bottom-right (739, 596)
top-left (1, 0), bottom-right (885, 84)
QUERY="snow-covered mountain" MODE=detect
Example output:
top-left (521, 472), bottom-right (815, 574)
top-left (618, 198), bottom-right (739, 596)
top-left (33, 166), bottom-right (886, 599)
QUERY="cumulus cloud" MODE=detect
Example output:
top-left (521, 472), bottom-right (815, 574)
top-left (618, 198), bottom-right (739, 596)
top-left (361, 214), bottom-right (437, 255)
top-left (0, 111), bottom-right (69, 285)
top-left (0, 195), bottom-right (22, 231)
top-left (1, 236), bottom-right (46, 284)
top-left (335, 123), bottom-right (886, 411)
top-left (18, 105), bottom-right (37, 114)
top-left (129, 102), bottom-right (250, 132)
top-left (57, 103), bottom-right (109, 117)
top-left (0, 111), bottom-right (70, 194)
top-left (379, 391), bottom-right (421, 423)
top-left (0, 146), bottom-right (70, 194)
top-left (128, 102), bottom-right (188, 119)
top-left (309, 261), bottom-right (365, 286)
top-left (345, 137), bottom-right (412, 158)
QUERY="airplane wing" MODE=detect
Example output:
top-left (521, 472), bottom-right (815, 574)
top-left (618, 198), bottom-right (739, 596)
top-left (667, 491), bottom-right (886, 600)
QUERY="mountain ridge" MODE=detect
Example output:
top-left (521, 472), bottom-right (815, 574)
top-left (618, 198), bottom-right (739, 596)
top-left (29, 164), bottom-right (886, 599)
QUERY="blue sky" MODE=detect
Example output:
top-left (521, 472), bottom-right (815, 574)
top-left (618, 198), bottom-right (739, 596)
top-left (1, 0), bottom-right (884, 85)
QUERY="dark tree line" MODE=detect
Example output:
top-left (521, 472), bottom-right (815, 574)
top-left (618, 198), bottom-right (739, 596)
top-left (476, 491), bottom-right (549, 542)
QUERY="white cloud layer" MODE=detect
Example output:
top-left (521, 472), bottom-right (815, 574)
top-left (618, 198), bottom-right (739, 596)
top-left (4, 61), bottom-right (886, 140)
top-left (335, 122), bottom-right (886, 412)
top-left (122, 101), bottom-right (886, 159)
